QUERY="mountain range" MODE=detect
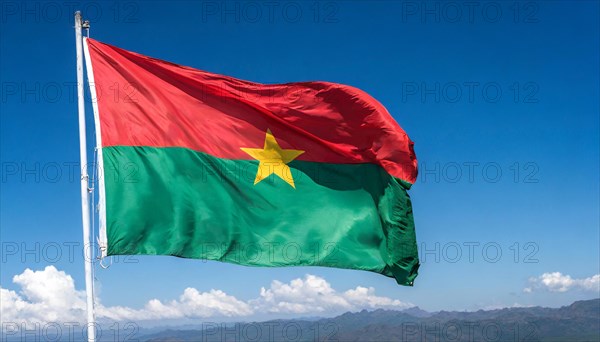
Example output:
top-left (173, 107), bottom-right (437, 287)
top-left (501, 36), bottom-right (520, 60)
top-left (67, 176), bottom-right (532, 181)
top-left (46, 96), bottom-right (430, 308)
top-left (140, 298), bottom-right (600, 342)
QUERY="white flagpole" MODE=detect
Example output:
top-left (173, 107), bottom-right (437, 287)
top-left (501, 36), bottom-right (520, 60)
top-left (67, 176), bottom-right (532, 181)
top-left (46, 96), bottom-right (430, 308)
top-left (75, 11), bottom-right (96, 342)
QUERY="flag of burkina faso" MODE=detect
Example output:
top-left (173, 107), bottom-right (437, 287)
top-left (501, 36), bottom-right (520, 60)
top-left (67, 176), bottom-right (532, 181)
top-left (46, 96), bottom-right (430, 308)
top-left (84, 38), bottom-right (420, 285)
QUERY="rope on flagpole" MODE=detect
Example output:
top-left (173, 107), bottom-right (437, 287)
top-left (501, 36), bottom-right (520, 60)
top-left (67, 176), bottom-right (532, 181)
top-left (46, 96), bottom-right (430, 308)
top-left (91, 147), bottom-right (97, 280)
top-left (91, 145), bottom-right (113, 270)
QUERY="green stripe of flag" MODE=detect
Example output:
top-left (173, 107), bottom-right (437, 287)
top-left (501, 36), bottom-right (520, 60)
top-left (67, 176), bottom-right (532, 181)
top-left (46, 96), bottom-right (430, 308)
top-left (103, 146), bottom-right (419, 285)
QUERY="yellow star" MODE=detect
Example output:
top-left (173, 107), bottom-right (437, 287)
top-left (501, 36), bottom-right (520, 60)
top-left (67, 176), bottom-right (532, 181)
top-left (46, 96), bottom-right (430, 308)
top-left (241, 129), bottom-right (305, 189)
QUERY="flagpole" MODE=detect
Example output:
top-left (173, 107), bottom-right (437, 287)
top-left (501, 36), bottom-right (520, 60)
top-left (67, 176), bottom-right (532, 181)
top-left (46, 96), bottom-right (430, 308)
top-left (75, 11), bottom-right (96, 342)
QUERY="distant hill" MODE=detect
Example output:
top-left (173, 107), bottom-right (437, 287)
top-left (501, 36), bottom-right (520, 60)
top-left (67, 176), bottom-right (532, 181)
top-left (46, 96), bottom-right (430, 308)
top-left (141, 298), bottom-right (600, 342)
top-left (1, 299), bottom-right (597, 341)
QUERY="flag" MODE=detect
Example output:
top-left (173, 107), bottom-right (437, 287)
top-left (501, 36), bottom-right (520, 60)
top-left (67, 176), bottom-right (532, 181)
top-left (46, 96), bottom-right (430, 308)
top-left (84, 38), bottom-right (419, 285)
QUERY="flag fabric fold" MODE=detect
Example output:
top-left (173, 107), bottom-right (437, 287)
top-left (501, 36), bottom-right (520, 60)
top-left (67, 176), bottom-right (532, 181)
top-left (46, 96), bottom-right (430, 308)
top-left (84, 38), bottom-right (420, 285)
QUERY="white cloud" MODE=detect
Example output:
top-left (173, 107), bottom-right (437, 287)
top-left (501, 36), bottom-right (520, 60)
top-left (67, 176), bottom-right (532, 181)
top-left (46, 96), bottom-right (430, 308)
top-left (0, 267), bottom-right (411, 326)
top-left (0, 266), bottom-right (87, 325)
top-left (525, 272), bottom-right (600, 293)
top-left (251, 274), bottom-right (412, 314)
top-left (480, 302), bottom-right (534, 311)
top-left (97, 287), bottom-right (253, 321)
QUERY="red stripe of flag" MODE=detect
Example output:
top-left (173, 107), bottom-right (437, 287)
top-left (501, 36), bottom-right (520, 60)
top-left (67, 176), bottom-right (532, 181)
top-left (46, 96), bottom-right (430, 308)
top-left (86, 38), bottom-right (418, 183)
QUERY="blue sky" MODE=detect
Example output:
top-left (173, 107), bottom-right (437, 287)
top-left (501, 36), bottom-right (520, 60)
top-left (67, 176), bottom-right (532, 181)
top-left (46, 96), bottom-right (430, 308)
top-left (1, 0), bottom-right (599, 325)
